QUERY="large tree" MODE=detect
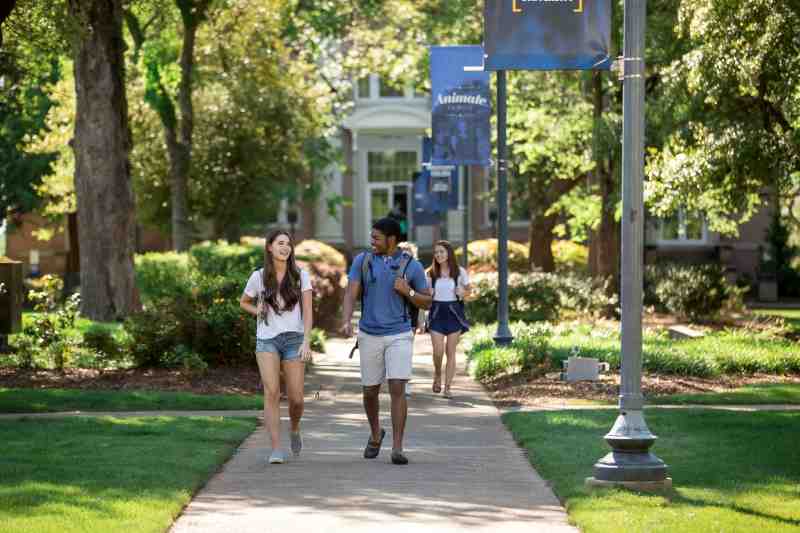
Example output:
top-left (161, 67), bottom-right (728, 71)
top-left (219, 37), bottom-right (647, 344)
top-left (645, 0), bottom-right (800, 235)
top-left (507, 70), bottom-right (595, 272)
top-left (67, 0), bottom-right (139, 320)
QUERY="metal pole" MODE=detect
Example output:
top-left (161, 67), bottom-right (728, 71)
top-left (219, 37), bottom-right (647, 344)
top-left (439, 192), bottom-right (448, 241)
top-left (462, 165), bottom-right (470, 269)
top-left (494, 70), bottom-right (513, 346)
top-left (589, 0), bottom-right (669, 489)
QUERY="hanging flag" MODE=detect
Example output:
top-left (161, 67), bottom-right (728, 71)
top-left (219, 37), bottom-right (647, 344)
top-left (430, 46), bottom-right (491, 167)
top-left (484, 0), bottom-right (612, 71)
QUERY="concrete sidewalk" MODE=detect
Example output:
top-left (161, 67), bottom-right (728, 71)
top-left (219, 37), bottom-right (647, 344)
top-left (169, 335), bottom-right (577, 533)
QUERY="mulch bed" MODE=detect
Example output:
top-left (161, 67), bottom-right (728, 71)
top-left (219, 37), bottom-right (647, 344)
top-left (0, 366), bottom-right (265, 396)
top-left (483, 372), bottom-right (800, 408)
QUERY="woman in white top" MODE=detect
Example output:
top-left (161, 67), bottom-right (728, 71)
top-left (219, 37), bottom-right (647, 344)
top-left (240, 229), bottom-right (313, 464)
top-left (426, 240), bottom-right (471, 399)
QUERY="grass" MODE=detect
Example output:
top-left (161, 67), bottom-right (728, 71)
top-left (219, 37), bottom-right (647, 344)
top-left (753, 308), bottom-right (800, 334)
top-left (652, 383), bottom-right (800, 405)
top-left (0, 388), bottom-right (263, 413)
top-left (0, 416), bottom-right (257, 533)
top-left (504, 409), bottom-right (800, 533)
top-left (21, 312), bottom-right (124, 336)
top-left (466, 322), bottom-right (800, 379)
top-left (548, 324), bottom-right (800, 377)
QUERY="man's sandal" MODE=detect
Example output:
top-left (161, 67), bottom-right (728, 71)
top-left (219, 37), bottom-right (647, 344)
top-left (364, 428), bottom-right (386, 459)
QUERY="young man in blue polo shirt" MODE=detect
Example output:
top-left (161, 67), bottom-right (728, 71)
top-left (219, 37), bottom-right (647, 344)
top-left (341, 218), bottom-right (432, 465)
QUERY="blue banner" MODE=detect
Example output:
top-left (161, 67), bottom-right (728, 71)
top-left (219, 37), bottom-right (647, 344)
top-left (484, 0), bottom-right (612, 71)
top-left (413, 138), bottom-right (461, 224)
top-left (430, 46), bottom-right (491, 166)
top-left (412, 171), bottom-right (439, 225)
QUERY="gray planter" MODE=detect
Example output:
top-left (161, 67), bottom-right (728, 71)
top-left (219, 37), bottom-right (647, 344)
top-left (758, 279), bottom-right (778, 302)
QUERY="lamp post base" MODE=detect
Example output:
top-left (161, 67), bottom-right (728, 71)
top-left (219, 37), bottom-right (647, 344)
top-left (591, 409), bottom-right (669, 483)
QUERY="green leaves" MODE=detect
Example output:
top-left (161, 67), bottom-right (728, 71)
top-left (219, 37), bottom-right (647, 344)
top-left (646, 0), bottom-right (800, 234)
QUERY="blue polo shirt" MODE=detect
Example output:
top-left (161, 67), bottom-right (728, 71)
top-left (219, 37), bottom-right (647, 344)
top-left (348, 250), bottom-right (429, 336)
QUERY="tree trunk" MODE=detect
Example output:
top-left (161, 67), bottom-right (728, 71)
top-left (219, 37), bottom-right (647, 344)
top-left (528, 214), bottom-right (557, 272)
top-left (595, 162), bottom-right (620, 294)
top-left (69, 0), bottom-right (140, 320)
top-left (588, 70), bottom-right (621, 296)
top-left (64, 212), bottom-right (80, 295)
top-left (165, 131), bottom-right (191, 251)
top-left (527, 172), bottom-right (581, 273)
top-left (164, 1), bottom-right (209, 251)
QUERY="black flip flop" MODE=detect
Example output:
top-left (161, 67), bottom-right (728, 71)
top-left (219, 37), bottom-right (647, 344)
top-left (364, 428), bottom-right (385, 459)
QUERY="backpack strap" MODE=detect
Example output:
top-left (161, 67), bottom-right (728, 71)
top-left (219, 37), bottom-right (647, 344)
top-left (359, 252), bottom-right (373, 310)
top-left (397, 252), bottom-right (414, 321)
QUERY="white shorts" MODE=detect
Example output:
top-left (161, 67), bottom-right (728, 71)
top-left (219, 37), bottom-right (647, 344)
top-left (357, 330), bottom-right (413, 386)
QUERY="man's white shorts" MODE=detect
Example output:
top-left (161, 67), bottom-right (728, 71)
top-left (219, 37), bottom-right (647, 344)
top-left (357, 330), bottom-right (413, 386)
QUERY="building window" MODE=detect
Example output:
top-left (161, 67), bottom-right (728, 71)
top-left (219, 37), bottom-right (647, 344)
top-left (379, 79), bottom-right (404, 98)
top-left (659, 210), bottom-right (707, 243)
top-left (357, 77), bottom-right (371, 99)
top-left (367, 151), bottom-right (417, 182)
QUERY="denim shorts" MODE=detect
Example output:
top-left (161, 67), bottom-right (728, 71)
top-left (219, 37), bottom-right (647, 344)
top-left (256, 331), bottom-right (304, 361)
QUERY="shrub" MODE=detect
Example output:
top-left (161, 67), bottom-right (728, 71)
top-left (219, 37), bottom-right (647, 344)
top-left (552, 240), bottom-right (589, 273)
top-left (26, 274), bottom-right (64, 312)
top-left (135, 252), bottom-right (192, 302)
top-left (468, 272), bottom-right (616, 324)
top-left (647, 263), bottom-right (731, 320)
top-left (456, 239), bottom-right (529, 273)
top-left (466, 322), bottom-right (553, 380)
top-left (297, 258), bottom-right (346, 333)
top-left (190, 241), bottom-right (261, 278)
top-left (82, 323), bottom-right (122, 359)
top-left (471, 347), bottom-right (520, 380)
top-left (164, 344), bottom-right (209, 374)
top-left (295, 239), bottom-right (346, 268)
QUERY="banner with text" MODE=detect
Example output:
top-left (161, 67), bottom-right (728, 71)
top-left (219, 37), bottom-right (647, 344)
top-left (430, 45), bottom-right (491, 166)
top-left (484, 0), bottom-right (612, 71)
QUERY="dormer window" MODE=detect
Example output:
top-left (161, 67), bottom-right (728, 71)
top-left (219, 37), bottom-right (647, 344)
top-left (379, 79), bottom-right (404, 98)
top-left (354, 74), bottom-right (425, 101)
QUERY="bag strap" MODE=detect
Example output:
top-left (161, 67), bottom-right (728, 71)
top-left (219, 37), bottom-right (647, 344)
top-left (359, 252), bottom-right (372, 309)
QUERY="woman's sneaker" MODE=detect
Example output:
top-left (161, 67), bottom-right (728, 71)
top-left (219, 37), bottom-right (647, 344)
top-left (268, 449), bottom-right (288, 464)
top-left (290, 431), bottom-right (302, 456)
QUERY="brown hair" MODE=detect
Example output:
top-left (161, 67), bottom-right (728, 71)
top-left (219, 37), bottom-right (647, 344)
top-left (427, 240), bottom-right (460, 291)
top-left (260, 229), bottom-right (301, 323)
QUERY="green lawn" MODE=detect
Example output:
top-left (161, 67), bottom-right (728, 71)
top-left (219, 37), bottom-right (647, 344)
top-left (0, 388), bottom-right (263, 413)
top-left (753, 308), bottom-right (800, 334)
top-left (504, 409), bottom-right (800, 533)
top-left (21, 312), bottom-right (124, 336)
top-left (0, 416), bottom-right (257, 533)
top-left (651, 383), bottom-right (800, 405)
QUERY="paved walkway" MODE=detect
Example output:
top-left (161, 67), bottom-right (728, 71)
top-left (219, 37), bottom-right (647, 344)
top-left (168, 335), bottom-right (577, 533)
